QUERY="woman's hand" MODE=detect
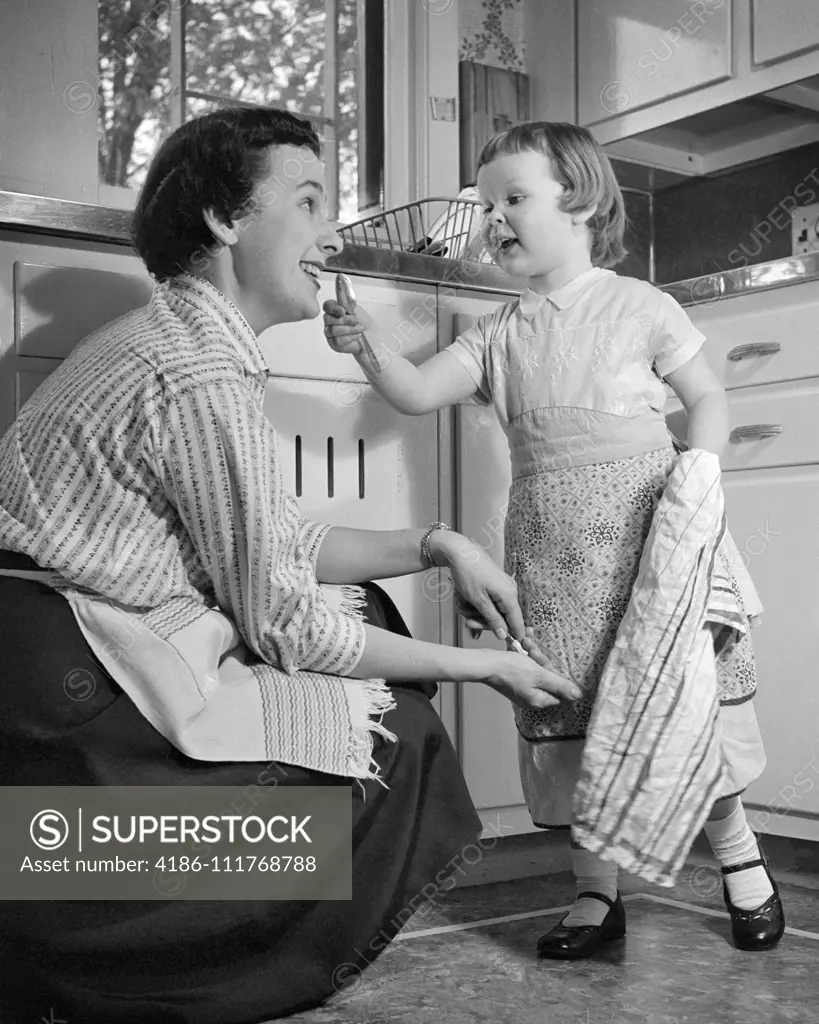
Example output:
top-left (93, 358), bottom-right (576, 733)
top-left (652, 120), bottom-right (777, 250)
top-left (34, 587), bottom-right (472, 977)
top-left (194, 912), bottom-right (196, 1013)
top-left (323, 299), bottom-right (376, 359)
top-left (431, 530), bottom-right (529, 643)
top-left (482, 651), bottom-right (581, 710)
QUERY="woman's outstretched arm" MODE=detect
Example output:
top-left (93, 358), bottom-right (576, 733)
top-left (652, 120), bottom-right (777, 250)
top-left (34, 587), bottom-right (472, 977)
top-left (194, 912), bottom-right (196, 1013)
top-left (350, 623), bottom-right (582, 711)
top-left (315, 525), bottom-right (529, 644)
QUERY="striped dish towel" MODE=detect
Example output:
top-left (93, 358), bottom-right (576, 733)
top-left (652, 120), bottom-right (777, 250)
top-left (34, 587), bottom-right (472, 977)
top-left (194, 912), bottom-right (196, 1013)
top-left (572, 449), bottom-right (750, 887)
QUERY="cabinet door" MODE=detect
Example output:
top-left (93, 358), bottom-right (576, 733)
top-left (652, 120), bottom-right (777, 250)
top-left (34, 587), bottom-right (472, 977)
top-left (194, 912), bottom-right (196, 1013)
top-left (263, 376), bottom-right (441, 657)
top-left (665, 379), bottom-right (819, 473)
top-left (753, 0), bottom-right (819, 65)
top-left (577, 0), bottom-right (732, 125)
top-left (0, 231), bottom-right (151, 436)
top-left (687, 278), bottom-right (819, 392)
top-left (262, 275), bottom-right (441, 653)
top-left (449, 294), bottom-right (542, 834)
top-left (722, 467), bottom-right (819, 841)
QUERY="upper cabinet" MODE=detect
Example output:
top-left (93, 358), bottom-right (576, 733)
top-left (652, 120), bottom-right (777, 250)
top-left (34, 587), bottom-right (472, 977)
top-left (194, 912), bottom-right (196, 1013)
top-left (577, 0), bottom-right (733, 126)
top-left (575, 0), bottom-right (819, 178)
top-left (752, 0), bottom-right (819, 66)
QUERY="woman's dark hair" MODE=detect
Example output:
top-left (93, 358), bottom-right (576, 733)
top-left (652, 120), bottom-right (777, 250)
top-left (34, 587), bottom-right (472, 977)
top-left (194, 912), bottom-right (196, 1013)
top-left (132, 107), bottom-right (320, 281)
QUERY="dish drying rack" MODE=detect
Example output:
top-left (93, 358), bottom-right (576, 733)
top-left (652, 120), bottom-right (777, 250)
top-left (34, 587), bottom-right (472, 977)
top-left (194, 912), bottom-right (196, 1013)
top-left (336, 197), bottom-right (493, 265)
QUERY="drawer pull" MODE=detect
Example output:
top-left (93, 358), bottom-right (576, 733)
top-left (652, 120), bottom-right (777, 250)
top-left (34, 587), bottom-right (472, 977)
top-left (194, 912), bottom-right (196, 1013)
top-left (727, 342), bottom-right (781, 362)
top-left (729, 424), bottom-right (784, 444)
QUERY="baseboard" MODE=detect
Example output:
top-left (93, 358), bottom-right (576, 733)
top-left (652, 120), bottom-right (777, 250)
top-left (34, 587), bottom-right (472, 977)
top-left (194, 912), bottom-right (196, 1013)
top-left (453, 829), bottom-right (819, 890)
top-left (453, 829), bottom-right (572, 888)
top-left (687, 830), bottom-right (819, 891)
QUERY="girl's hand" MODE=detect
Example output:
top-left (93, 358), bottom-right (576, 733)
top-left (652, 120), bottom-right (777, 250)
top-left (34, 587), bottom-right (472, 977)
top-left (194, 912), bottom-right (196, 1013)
top-left (432, 531), bottom-right (528, 644)
top-left (322, 299), bottom-right (376, 359)
top-left (483, 651), bottom-right (581, 710)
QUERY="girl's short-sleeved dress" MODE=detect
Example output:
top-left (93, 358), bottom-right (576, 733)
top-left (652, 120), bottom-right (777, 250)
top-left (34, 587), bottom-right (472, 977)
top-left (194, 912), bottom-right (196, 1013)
top-left (447, 267), bottom-right (766, 828)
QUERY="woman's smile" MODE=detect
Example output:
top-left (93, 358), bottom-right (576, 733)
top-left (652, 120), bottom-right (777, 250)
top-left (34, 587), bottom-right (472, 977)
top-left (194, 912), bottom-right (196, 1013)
top-left (299, 260), bottom-right (323, 285)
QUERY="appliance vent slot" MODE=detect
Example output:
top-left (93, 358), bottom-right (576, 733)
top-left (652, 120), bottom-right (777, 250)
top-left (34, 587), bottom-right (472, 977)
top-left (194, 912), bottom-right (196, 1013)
top-left (295, 435), bottom-right (302, 497)
top-left (327, 437), bottom-right (334, 498)
top-left (358, 439), bottom-right (365, 498)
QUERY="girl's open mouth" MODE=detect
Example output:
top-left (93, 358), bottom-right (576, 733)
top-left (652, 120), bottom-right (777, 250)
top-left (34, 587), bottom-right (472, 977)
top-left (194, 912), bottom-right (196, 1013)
top-left (496, 237), bottom-right (519, 254)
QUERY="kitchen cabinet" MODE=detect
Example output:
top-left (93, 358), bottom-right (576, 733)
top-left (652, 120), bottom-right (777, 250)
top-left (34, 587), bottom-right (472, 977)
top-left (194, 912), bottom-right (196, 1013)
top-left (676, 278), bottom-right (819, 390)
top-left (580, 0), bottom-right (819, 174)
top-left (752, 0), bottom-right (819, 66)
top-left (443, 291), bottom-right (545, 835)
top-left (677, 277), bottom-right (819, 842)
top-left (0, 232), bottom-right (152, 437)
top-left (722, 467), bottom-right (819, 842)
top-left (262, 275), bottom-right (444, 665)
top-left (577, 0), bottom-right (733, 126)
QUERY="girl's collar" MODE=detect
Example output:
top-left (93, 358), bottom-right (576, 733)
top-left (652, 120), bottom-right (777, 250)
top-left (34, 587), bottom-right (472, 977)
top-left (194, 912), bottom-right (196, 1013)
top-left (519, 267), bottom-right (611, 318)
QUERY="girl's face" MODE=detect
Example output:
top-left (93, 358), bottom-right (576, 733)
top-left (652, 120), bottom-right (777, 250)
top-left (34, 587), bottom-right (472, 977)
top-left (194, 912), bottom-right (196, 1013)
top-left (477, 149), bottom-right (591, 287)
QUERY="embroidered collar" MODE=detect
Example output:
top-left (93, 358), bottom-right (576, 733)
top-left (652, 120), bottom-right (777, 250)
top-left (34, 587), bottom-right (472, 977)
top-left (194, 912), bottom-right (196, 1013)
top-left (161, 273), bottom-right (269, 377)
top-left (518, 267), bottom-right (610, 318)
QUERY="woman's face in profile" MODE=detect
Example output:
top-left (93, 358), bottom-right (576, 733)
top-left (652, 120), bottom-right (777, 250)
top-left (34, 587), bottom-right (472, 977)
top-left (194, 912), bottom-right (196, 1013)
top-left (230, 144), bottom-right (343, 328)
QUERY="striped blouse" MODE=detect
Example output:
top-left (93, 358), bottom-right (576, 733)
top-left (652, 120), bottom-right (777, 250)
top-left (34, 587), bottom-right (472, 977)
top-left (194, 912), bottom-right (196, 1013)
top-left (0, 273), bottom-right (365, 678)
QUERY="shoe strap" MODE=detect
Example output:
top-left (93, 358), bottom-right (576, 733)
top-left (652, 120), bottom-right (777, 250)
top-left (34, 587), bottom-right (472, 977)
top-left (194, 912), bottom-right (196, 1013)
top-left (575, 890), bottom-right (617, 909)
top-left (721, 857), bottom-right (764, 876)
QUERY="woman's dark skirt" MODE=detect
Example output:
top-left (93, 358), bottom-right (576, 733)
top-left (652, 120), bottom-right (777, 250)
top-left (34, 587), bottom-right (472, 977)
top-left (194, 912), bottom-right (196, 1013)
top-left (0, 559), bottom-right (481, 1024)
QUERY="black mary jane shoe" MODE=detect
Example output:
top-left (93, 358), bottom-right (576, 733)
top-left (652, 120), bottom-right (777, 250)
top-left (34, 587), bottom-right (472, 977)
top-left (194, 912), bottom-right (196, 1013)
top-left (537, 890), bottom-right (626, 960)
top-left (722, 844), bottom-right (786, 952)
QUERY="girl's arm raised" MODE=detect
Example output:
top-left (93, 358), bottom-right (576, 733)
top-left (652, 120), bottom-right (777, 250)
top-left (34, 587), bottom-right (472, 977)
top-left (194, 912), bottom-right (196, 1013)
top-left (323, 298), bottom-right (478, 414)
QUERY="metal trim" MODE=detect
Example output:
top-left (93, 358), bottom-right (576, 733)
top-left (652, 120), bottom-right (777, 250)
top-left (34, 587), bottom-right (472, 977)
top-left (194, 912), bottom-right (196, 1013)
top-left (664, 251), bottom-right (819, 307)
top-left (4, 190), bottom-right (819, 303)
top-left (0, 191), bottom-right (133, 246)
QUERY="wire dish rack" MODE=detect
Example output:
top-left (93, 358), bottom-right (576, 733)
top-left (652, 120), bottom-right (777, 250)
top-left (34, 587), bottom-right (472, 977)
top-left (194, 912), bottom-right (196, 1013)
top-left (337, 197), bottom-right (494, 264)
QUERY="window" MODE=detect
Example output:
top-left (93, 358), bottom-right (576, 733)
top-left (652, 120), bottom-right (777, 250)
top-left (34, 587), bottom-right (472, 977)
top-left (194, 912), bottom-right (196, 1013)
top-left (97, 0), bottom-right (384, 222)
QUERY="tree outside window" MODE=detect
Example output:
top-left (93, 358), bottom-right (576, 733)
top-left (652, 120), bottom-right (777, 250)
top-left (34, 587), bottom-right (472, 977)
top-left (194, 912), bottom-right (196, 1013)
top-left (97, 0), bottom-right (384, 222)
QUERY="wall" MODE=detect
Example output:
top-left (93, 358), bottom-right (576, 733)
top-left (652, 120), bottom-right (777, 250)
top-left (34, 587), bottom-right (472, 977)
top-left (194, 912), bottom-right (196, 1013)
top-left (652, 141), bottom-right (819, 283)
top-left (460, 0), bottom-right (526, 72)
top-left (458, 0), bottom-right (577, 123)
top-left (620, 191), bottom-right (652, 281)
top-left (0, 0), bottom-right (98, 203)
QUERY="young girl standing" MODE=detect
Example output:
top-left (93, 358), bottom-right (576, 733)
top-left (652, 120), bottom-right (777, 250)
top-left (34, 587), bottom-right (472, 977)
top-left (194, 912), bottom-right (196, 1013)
top-left (323, 122), bottom-right (784, 958)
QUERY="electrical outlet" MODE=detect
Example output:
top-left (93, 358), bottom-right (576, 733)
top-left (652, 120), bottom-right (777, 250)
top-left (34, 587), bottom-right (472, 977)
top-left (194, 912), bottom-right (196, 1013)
top-left (791, 202), bottom-right (819, 256)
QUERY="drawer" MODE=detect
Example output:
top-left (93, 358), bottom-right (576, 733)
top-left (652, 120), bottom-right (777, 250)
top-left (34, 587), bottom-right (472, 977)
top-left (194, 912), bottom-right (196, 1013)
top-left (665, 379), bottom-right (819, 472)
top-left (258, 274), bottom-right (438, 383)
top-left (687, 279), bottom-right (819, 390)
top-left (16, 361), bottom-right (60, 413)
top-left (14, 261), bottom-right (153, 359)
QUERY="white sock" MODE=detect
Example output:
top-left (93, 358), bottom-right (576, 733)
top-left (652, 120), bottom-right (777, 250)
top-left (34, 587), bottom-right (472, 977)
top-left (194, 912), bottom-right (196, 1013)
top-left (562, 848), bottom-right (619, 927)
top-left (704, 802), bottom-right (774, 911)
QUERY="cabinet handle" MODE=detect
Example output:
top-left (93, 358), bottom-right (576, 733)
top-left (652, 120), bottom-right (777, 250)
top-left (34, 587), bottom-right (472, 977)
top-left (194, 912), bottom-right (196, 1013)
top-left (727, 342), bottom-right (781, 362)
top-left (729, 424), bottom-right (784, 444)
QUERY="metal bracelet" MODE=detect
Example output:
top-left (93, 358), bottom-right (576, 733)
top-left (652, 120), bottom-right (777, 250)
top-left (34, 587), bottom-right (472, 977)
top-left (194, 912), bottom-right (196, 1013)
top-left (420, 522), bottom-right (451, 569)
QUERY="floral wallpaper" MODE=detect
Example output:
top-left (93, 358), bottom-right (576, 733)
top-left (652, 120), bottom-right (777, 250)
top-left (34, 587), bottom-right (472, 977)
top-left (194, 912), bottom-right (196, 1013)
top-left (460, 0), bottom-right (525, 73)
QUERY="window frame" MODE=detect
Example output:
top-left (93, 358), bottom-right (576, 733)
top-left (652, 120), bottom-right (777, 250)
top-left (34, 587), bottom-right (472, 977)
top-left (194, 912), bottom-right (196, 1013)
top-left (98, 0), bottom-right (385, 223)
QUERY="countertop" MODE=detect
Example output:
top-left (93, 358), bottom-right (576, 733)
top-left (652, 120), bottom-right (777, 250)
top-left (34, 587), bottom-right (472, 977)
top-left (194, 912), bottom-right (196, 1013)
top-left (3, 188), bottom-right (819, 307)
